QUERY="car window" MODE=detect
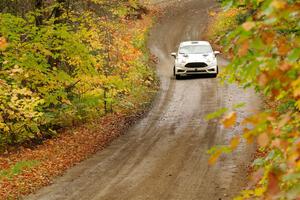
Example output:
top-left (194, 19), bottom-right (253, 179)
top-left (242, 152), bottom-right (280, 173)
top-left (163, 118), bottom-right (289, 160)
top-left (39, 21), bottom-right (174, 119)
top-left (179, 45), bottom-right (212, 54)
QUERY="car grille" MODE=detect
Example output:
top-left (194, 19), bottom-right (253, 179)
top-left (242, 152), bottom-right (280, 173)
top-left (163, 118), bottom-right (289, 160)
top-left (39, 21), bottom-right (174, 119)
top-left (185, 62), bottom-right (208, 68)
top-left (186, 69), bottom-right (206, 72)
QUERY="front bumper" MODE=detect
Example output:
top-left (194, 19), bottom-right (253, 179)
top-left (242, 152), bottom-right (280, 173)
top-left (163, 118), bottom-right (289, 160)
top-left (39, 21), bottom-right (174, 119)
top-left (175, 65), bottom-right (217, 75)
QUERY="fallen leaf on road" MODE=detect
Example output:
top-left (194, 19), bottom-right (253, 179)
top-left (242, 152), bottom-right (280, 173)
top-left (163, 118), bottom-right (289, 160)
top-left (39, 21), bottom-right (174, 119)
top-left (208, 150), bottom-right (222, 165)
top-left (230, 136), bottom-right (240, 150)
top-left (222, 112), bottom-right (237, 128)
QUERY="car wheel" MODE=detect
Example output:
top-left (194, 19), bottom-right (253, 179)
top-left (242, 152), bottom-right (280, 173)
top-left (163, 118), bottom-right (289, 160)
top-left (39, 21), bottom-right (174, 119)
top-left (175, 74), bottom-right (181, 80)
top-left (212, 66), bottom-right (219, 78)
top-left (173, 66), bottom-right (176, 76)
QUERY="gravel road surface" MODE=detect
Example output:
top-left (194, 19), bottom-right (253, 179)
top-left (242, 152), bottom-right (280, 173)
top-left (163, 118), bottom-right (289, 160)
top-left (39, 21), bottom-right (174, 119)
top-left (26, 1), bottom-right (260, 199)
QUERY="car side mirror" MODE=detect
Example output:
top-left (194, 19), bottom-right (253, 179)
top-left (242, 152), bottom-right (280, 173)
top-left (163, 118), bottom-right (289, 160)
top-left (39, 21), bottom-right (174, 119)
top-left (171, 52), bottom-right (177, 58)
top-left (214, 51), bottom-right (220, 55)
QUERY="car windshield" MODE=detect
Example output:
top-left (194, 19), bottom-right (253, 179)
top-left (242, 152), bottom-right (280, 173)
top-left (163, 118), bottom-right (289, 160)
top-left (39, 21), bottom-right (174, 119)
top-left (179, 45), bottom-right (212, 54)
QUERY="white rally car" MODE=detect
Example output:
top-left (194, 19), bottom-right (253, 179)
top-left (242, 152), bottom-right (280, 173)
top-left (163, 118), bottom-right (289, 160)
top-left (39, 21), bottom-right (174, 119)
top-left (171, 41), bottom-right (220, 79)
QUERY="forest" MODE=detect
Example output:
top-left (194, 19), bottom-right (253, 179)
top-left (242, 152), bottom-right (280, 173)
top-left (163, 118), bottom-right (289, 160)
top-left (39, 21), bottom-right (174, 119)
top-left (1, 0), bottom-right (300, 199)
top-left (0, 0), bottom-right (156, 149)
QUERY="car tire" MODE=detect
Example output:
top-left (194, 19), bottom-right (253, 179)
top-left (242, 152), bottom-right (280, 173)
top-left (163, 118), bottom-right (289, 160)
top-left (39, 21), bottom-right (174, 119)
top-left (212, 66), bottom-right (219, 78)
top-left (175, 74), bottom-right (181, 80)
top-left (173, 66), bottom-right (176, 76)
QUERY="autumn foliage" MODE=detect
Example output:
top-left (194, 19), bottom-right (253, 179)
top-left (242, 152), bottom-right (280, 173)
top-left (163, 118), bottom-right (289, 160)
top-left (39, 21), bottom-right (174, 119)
top-left (0, 0), bottom-right (157, 149)
top-left (207, 0), bottom-right (300, 199)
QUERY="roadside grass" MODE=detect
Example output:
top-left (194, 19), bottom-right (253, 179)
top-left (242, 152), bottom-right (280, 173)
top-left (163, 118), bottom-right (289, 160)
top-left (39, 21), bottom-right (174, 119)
top-left (0, 160), bottom-right (39, 181)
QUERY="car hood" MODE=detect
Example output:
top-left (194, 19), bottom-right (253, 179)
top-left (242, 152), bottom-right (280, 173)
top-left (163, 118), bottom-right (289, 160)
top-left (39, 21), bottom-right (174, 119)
top-left (179, 53), bottom-right (213, 63)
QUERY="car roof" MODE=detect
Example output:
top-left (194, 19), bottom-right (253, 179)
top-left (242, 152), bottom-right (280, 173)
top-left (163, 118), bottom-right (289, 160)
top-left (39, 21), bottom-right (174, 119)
top-left (179, 41), bottom-right (211, 47)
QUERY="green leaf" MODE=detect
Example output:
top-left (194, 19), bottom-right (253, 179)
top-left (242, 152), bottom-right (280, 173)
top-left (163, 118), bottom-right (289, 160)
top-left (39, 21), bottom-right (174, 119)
top-left (283, 173), bottom-right (300, 182)
top-left (205, 108), bottom-right (228, 120)
top-left (286, 183), bottom-right (300, 200)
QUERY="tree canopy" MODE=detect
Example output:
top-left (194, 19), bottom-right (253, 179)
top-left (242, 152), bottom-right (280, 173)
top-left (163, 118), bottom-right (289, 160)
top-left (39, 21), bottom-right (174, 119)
top-left (0, 0), bottom-right (156, 149)
top-left (208, 0), bottom-right (300, 199)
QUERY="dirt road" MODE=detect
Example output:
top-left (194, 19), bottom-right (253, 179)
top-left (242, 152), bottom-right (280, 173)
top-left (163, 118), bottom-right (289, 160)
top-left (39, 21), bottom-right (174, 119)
top-left (26, 1), bottom-right (260, 199)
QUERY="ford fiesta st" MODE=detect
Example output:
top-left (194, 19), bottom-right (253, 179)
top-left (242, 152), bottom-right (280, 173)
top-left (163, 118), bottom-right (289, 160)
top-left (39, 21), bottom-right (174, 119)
top-left (171, 41), bottom-right (220, 79)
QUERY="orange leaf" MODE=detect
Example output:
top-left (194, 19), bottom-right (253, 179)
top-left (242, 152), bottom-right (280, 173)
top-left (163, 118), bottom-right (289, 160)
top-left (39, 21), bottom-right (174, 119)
top-left (261, 31), bottom-right (275, 45)
top-left (273, 128), bottom-right (281, 136)
top-left (243, 128), bottom-right (254, 144)
top-left (279, 62), bottom-right (291, 72)
top-left (222, 112), bottom-right (237, 128)
top-left (0, 37), bottom-right (8, 50)
top-left (271, 89), bottom-right (280, 98)
top-left (257, 72), bottom-right (269, 87)
top-left (238, 41), bottom-right (249, 57)
top-left (277, 42), bottom-right (290, 56)
top-left (230, 136), bottom-right (240, 150)
top-left (208, 150), bottom-right (221, 165)
top-left (257, 133), bottom-right (269, 147)
top-left (266, 172), bottom-right (280, 197)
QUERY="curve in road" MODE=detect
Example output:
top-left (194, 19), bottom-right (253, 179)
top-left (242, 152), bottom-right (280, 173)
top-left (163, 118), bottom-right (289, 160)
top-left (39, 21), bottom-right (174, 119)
top-left (26, 1), bottom-right (260, 200)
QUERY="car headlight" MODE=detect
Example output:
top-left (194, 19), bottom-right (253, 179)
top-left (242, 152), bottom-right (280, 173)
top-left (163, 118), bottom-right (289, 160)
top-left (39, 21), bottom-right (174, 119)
top-left (178, 58), bottom-right (187, 64)
top-left (207, 57), bottom-right (216, 65)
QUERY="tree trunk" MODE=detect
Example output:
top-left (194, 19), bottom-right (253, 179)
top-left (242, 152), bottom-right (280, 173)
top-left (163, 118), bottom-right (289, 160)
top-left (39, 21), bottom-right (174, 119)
top-left (35, 0), bottom-right (43, 26)
top-left (53, 0), bottom-right (66, 24)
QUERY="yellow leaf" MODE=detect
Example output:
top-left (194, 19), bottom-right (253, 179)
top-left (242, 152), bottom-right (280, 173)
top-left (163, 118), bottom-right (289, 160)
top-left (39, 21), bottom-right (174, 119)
top-left (292, 78), bottom-right (300, 98)
top-left (271, 0), bottom-right (287, 9)
top-left (222, 112), bottom-right (237, 128)
top-left (243, 128), bottom-right (254, 144)
top-left (288, 151), bottom-right (299, 167)
top-left (208, 11), bottom-right (217, 16)
top-left (294, 87), bottom-right (300, 98)
top-left (230, 136), bottom-right (240, 150)
top-left (242, 22), bottom-right (255, 31)
top-left (254, 187), bottom-right (265, 196)
top-left (208, 150), bottom-right (221, 165)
